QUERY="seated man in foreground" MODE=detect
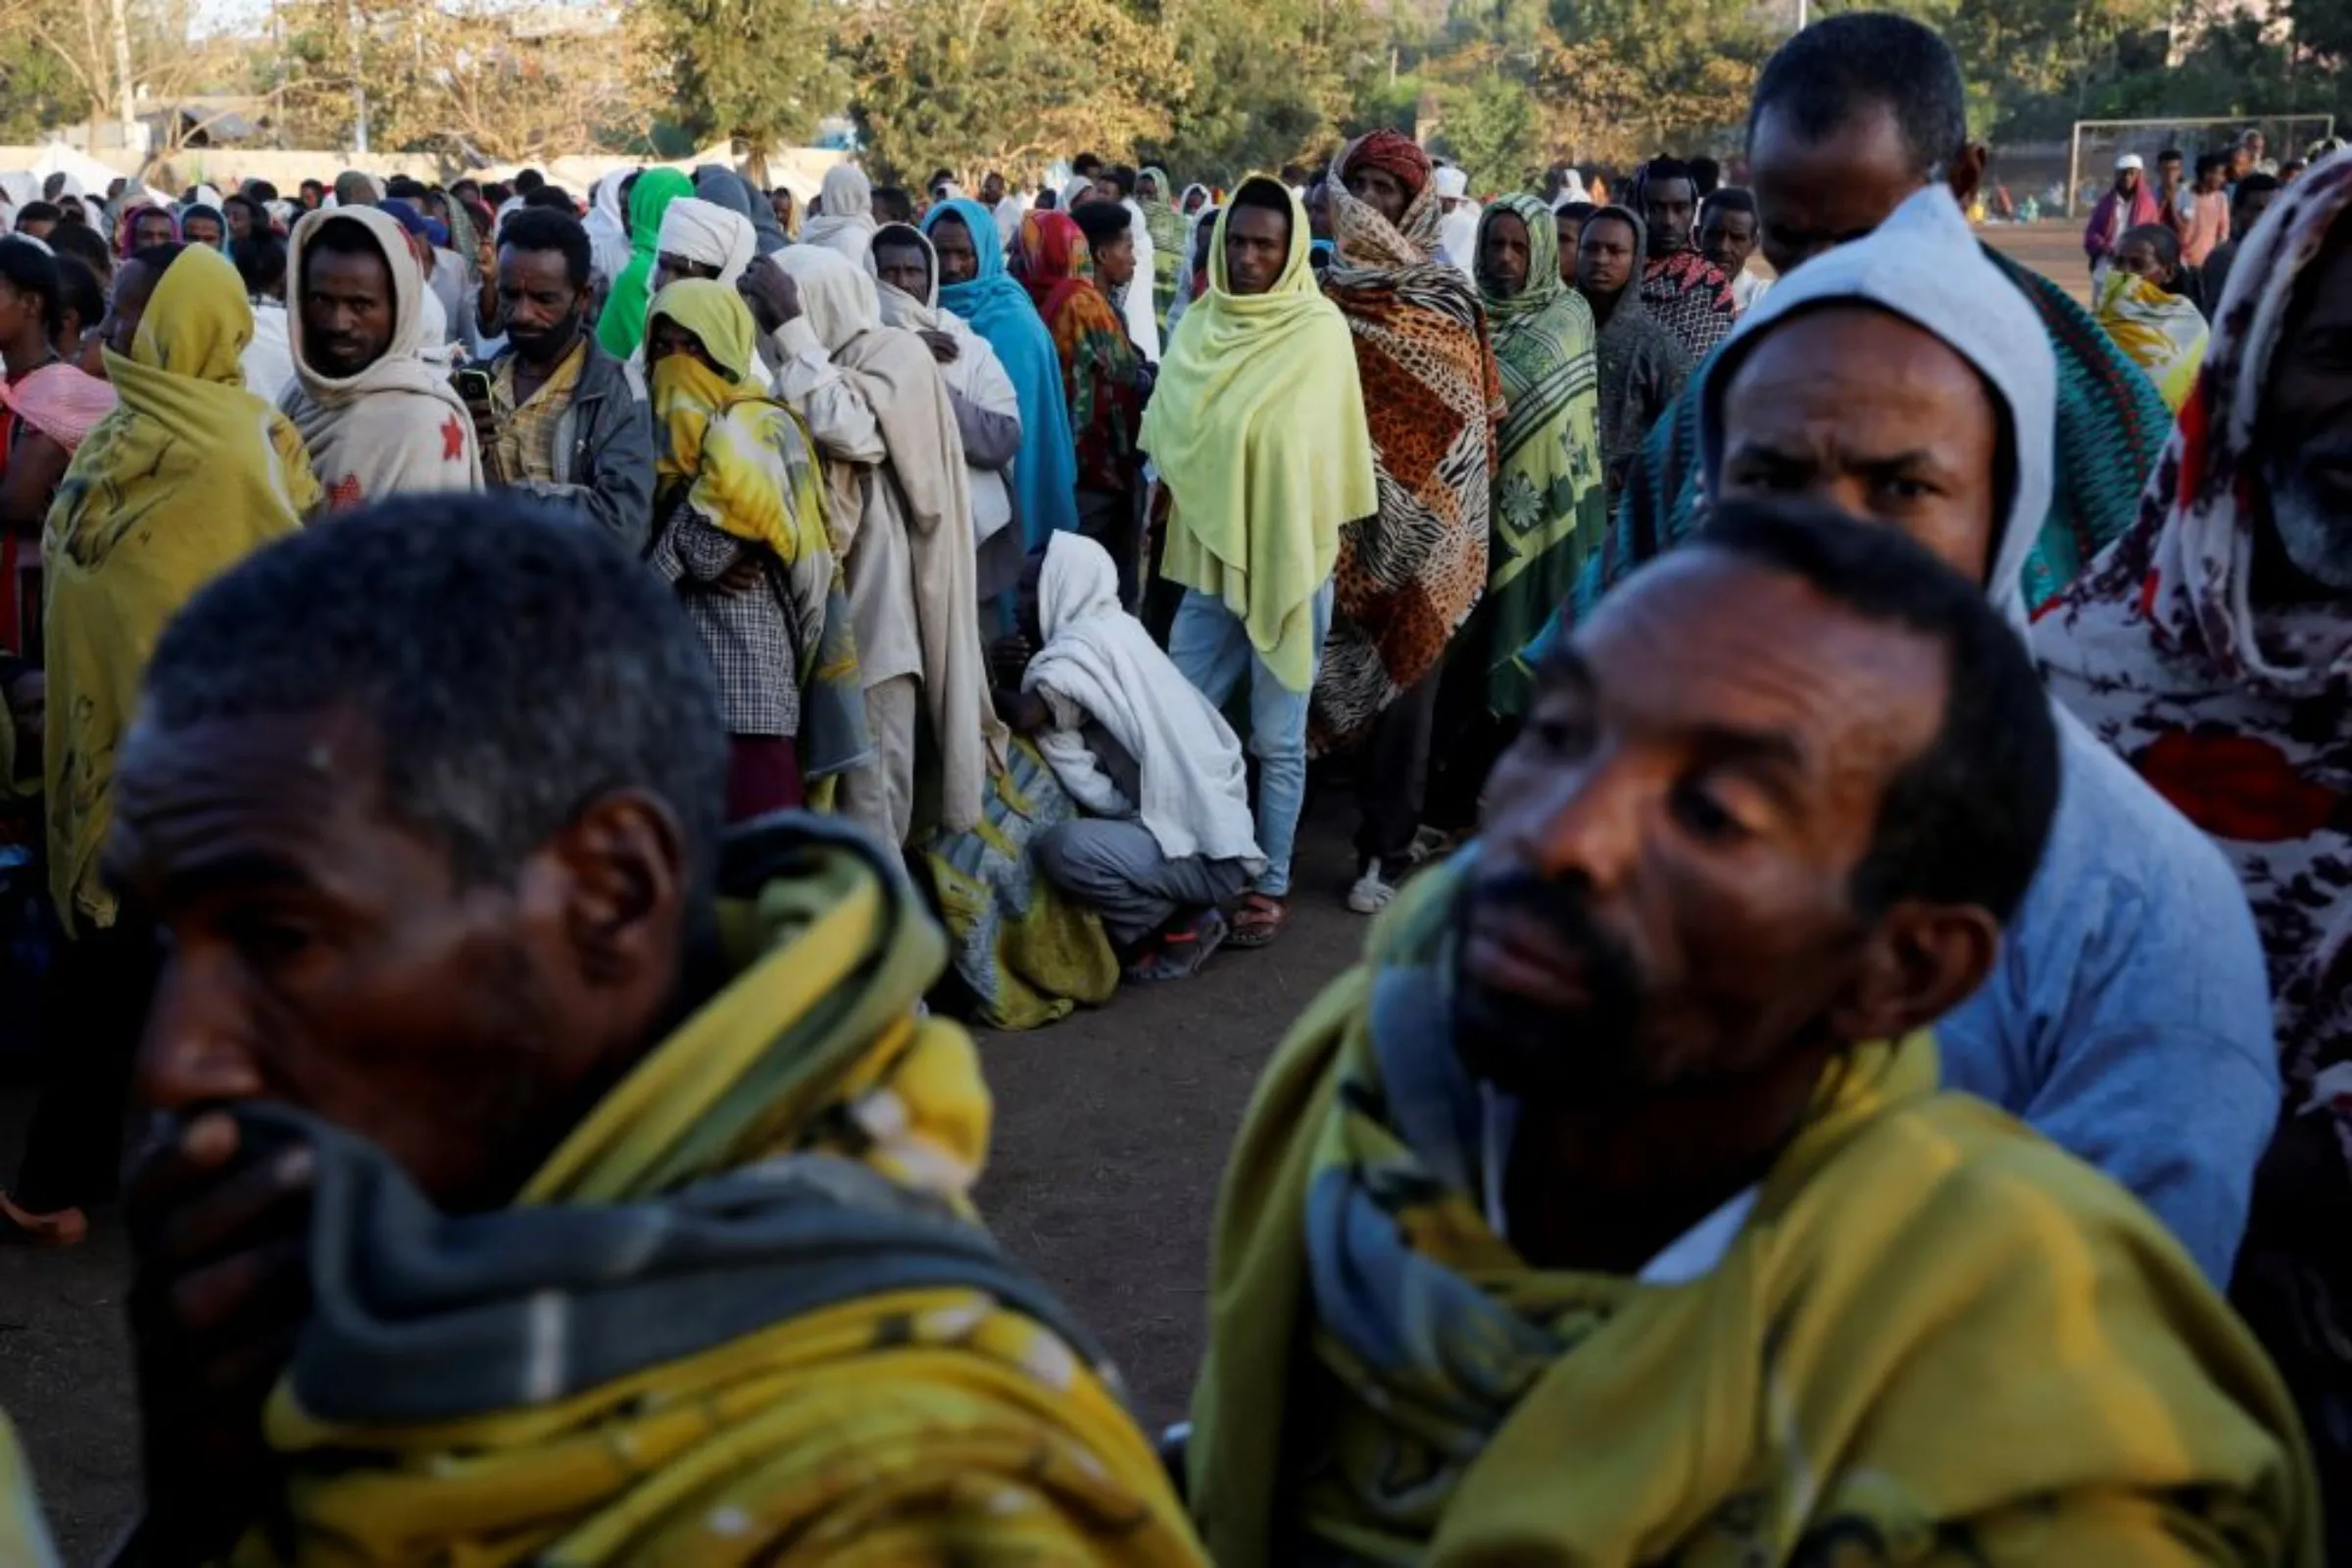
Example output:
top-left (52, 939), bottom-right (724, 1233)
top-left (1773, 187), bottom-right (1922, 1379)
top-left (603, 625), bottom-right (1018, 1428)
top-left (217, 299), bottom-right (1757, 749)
top-left (105, 496), bottom-right (1203, 1565)
top-left (1187, 501), bottom-right (2316, 1565)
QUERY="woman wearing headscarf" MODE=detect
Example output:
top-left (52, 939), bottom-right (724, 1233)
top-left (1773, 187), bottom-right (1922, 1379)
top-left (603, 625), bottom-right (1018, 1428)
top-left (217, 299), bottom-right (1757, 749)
top-left (869, 221), bottom-right (1026, 608)
top-left (0, 245), bottom-right (317, 1246)
top-left (1463, 193), bottom-right (1605, 722)
top-left (644, 278), bottom-right (843, 821)
top-left (1137, 168), bottom-right (1185, 327)
top-left (924, 196), bottom-right (1080, 549)
top-left (1312, 129), bottom-right (1503, 916)
top-left (1016, 210), bottom-right (1148, 603)
top-left (1166, 202), bottom-right (1219, 339)
top-left (2035, 150), bottom-right (2352, 1542)
top-left (594, 166), bottom-right (692, 360)
top-left (696, 163), bottom-right (789, 257)
top-left (802, 163), bottom-right (879, 266)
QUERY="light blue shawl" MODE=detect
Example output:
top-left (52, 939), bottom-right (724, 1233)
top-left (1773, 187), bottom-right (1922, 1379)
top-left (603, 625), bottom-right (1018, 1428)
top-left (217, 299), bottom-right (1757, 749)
top-left (924, 197), bottom-right (1079, 546)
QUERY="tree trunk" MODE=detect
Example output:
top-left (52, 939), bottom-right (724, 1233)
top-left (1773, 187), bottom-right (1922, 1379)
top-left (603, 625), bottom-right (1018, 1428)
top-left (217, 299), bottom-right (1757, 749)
top-left (109, 0), bottom-right (135, 148)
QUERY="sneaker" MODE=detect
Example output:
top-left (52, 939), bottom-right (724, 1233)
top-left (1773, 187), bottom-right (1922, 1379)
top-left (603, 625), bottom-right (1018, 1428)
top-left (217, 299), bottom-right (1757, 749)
top-left (0, 1191), bottom-right (88, 1249)
top-left (1348, 865), bottom-right (1397, 915)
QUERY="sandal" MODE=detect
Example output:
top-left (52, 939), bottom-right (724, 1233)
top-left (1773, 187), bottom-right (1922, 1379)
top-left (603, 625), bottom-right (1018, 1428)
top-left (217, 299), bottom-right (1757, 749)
top-left (1227, 892), bottom-right (1290, 950)
top-left (1124, 908), bottom-right (1230, 983)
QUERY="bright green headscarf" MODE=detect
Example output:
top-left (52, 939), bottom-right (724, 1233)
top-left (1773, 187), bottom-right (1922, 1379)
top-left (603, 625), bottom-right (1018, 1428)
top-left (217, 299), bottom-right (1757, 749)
top-left (596, 167), bottom-right (694, 360)
top-left (1141, 177), bottom-right (1377, 693)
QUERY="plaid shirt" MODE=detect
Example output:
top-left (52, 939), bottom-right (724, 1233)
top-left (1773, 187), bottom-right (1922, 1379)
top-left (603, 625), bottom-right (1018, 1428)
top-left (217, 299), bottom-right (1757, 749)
top-left (649, 495), bottom-right (801, 737)
top-left (490, 340), bottom-right (587, 484)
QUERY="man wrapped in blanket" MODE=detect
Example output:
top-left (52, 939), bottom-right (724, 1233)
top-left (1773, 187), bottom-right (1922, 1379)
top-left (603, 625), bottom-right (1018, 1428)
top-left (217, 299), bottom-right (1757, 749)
top-left (90, 494), bottom-right (1203, 1566)
top-left (1187, 499), bottom-right (2319, 1566)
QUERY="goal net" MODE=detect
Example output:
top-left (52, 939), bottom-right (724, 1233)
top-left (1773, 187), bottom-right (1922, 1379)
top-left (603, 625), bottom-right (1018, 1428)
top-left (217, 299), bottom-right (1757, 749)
top-left (2064, 115), bottom-right (2337, 216)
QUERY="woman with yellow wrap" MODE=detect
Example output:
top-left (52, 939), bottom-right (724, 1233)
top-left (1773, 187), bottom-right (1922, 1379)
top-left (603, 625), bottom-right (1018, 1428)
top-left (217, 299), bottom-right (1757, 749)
top-left (646, 277), bottom-right (865, 820)
top-left (1, 243), bottom-right (316, 1247)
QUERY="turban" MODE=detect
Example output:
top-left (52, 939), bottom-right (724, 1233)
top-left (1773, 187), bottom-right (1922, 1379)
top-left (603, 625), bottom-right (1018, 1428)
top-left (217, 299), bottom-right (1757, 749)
top-left (1342, 129), bottom-right (1433, 199)
top-left (657, 196), bottom-right (758, 288)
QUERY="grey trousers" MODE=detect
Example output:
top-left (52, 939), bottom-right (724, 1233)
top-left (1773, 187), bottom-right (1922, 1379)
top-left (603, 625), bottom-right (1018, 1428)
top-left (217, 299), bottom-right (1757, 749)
top-left (839, 674), bottom-right (919, 849)
top-left (1035, 817), bottom-right (1252, 947)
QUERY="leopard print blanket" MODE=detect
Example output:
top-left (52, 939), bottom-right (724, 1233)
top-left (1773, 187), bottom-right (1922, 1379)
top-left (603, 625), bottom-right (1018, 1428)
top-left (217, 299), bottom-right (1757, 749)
top-left (1310, 149), bottom-right (1504, 756)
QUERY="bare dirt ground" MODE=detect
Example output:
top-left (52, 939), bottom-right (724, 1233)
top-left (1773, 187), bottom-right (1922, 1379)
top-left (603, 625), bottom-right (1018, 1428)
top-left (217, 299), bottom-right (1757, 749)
top-left (0, 222), bottom-right (2093, 1564)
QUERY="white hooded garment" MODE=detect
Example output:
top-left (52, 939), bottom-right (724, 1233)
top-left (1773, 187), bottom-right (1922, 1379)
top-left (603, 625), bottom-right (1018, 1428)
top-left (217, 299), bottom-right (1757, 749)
top-left (281, 206), bottom-right (484, 508)
top-left (1024, 531), bottom-right (1265, 874)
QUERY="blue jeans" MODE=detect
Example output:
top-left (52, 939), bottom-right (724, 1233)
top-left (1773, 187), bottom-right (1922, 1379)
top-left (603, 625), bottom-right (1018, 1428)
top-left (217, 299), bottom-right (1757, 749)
top-left (1167, 582), bottom-right (1333, 899)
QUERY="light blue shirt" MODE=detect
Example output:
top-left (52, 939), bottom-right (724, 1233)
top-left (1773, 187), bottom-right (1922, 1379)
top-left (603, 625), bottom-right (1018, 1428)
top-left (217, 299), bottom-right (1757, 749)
top-left (1937, 713), bottom-right (2278, 1286)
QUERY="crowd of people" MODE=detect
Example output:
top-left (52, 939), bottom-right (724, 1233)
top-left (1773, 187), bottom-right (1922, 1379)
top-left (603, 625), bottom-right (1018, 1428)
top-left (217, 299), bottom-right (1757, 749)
top-left (0, 5), bottom-right (2346, 1561)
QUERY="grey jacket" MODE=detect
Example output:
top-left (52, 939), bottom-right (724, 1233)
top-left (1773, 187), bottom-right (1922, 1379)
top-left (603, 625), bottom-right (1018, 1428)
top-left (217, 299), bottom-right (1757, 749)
top-left (486, 335), bottom-right (657, 551)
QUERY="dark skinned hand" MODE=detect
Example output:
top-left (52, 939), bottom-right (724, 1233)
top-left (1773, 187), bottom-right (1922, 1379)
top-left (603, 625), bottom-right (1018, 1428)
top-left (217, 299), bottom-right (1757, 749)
top-left (715, 553), bottom-right (767, 594)
top-left (124, 1110), bottom-right (316, 1563)
top-left (916, 328), bottom-right (960, 365)
top-left (989, 633), bottom-right (1034, 691)
top-left (738, 256), bottom-right (802, 336)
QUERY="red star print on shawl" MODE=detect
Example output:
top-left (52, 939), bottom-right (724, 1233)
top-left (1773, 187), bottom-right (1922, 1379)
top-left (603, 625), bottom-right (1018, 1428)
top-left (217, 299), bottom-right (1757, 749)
top-left (441, 415), bottom-right (466, 464)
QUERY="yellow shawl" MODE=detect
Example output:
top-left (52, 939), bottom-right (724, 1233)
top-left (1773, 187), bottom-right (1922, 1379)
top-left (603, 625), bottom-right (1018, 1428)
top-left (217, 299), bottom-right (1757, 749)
top-left (42, 245), bottom-right (317, 934)
top-left (232, 821), bottom-right (1204, 1567)
top-left (0, 1413), bottom-right (58, 1568)
top-left (1142, 178), bottom-right (1377, 693)
top-left (1191, 863), bottom-right (2318, 1566)
top-left (2094, 268), bottom-right (2210, 412)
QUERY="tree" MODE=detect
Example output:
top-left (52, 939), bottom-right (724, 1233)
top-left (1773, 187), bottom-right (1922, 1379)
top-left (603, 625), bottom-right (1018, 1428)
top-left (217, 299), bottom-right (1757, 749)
top-left (1139, 0), bottom-right (1387, 179)
top-left (0, 0), bottom-right (217, 151)
top-left (838, 0), bottom-right (1188, 182)
top-left (1429, 70), bottom-right (1542, 189)
top-left (651, 0), bottom-right (847, 164)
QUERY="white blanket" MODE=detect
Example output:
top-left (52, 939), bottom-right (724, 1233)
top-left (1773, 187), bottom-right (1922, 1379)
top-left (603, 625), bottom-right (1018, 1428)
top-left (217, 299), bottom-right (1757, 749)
top-left (1024, 532), bottom-right (1264, 873)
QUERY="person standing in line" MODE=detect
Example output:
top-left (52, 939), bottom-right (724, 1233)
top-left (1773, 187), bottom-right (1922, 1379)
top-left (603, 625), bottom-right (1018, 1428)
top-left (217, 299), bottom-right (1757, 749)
top-left (1021, 208), bottom-right (1149, 604)
top-left (466, 207), bottom-right (655, 548)
top-left (1634, 156), bottom-right (1738, 359)
top-left (1140, 179), bottom-right (1377, 949)
top-left (2083, 152), bottom-right (2161, 269)
top-left (2036, 151), bottom-right (2352, 1549)
top-left (0, 245), bottom-right (317, 1246)
top-left (1576, 205), bottom-right (1690, 497)
top-left (2198, 172), bottom-right (2281, 310)
top-left (2180, 152), bottom-right (2231, 269)
top-left (1698, 187), bottom-right (1772, 314)
top-left (645, 279), bottom-right (839, 822)
top-left (593, 167), bottom-right (691, 361)
top-left (281, 207), bottom-right (481, 509)
top-left (1311, 129), bottom-right (1502, 918)
top-left (924, 197), bottom-right (1081, 552)
top-left (751, 245), bottom-right (999, 847)
top-left (0, 238), bottom-right (113, 656)
top-left (870, 221), bottom-right (1027, 611)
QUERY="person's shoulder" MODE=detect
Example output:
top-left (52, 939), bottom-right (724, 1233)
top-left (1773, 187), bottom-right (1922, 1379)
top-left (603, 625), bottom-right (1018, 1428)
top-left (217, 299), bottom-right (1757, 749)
top-left (2047, 710), bottom-right (2254, 915)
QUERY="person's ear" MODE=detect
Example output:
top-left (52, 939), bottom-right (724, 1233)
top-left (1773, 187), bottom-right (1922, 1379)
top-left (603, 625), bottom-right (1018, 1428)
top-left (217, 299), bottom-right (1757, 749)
top-left (1825, 902), bottom-right (1999, 1044)
top-left (1946, 143), bottom-right (1991, 207)
top-left (536, 788), bottom-right (689, 992)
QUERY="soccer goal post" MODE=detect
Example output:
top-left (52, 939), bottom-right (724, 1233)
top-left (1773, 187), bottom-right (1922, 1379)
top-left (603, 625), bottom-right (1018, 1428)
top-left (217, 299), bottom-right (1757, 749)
top-left (2066, 114), bottom-right (2337, 217)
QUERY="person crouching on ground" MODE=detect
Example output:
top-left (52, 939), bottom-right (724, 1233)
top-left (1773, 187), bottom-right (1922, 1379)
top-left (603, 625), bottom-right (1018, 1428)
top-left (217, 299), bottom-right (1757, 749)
top-left (105, 494), bottom-right (1205, 1565)
top-left (1006, 532), bottom-right (1264, 982)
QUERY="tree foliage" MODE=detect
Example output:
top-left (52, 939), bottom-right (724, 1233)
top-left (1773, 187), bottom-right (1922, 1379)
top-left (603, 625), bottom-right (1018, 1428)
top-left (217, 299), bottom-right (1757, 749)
top-left (656, 0), bottom-right (847, 156)
top-left (838, 0), bottom-right (1188, 183)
